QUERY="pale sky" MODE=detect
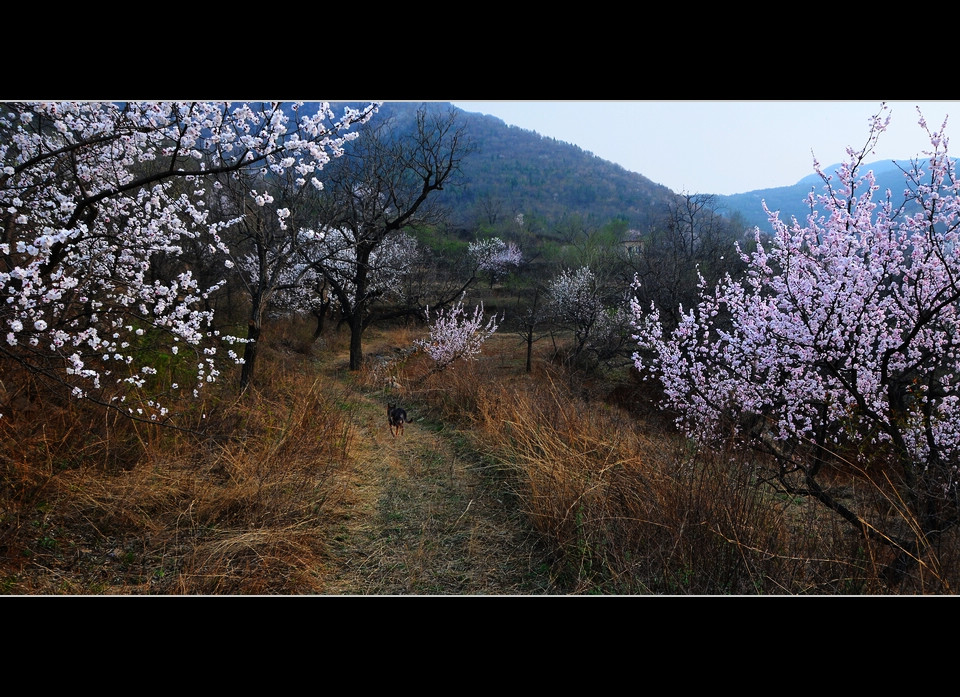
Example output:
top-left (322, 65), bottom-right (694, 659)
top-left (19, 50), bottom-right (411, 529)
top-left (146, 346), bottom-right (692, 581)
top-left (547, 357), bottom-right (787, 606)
top-left (449, 101), bottom-right (958, 196)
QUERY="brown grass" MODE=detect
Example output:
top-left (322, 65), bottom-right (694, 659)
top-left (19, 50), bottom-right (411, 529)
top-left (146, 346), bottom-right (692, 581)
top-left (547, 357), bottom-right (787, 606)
top-left (0, 331), bottom-right (356, 594)
top-left (404, 333), bottom-right (959, 594)
top-left (2, 319), bottom-right (956, 594)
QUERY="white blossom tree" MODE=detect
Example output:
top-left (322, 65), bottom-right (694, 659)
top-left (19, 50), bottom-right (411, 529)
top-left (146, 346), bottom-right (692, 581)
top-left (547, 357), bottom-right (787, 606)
top-left (311, 227), bottom-right (423, 310)
top-left (268, 226), bottom-right (426, 343)
top-left (468, 236), bottom-right (523, 287)
top-left (548, 265), bottom-right (632, 370)
top-left (0, 101), bottom-right (377, 420)
top-left (211, 164), bottom-right (372, 390)
top-left (631, 103), bottom-right (960, 584)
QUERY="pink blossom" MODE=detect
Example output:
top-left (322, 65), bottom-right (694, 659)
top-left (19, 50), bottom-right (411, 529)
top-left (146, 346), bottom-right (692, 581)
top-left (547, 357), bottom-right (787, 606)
top-left (632, 103), bottom-right (960, 497)
top-left (417, 294), bottom-right (500, 371)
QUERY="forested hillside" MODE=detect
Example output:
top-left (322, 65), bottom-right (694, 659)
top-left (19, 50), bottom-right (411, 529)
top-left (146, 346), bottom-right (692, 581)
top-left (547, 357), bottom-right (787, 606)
top-left (343, 102), bottom-right (680, 235)
top-left (367, 102), bottom-right (949, 241)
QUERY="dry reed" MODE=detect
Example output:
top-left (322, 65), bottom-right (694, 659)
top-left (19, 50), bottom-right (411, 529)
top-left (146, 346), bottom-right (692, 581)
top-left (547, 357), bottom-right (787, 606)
top-left (0, 332), bottom-right (356, 594)
top-left (406, 334), bottom-right (957, 594)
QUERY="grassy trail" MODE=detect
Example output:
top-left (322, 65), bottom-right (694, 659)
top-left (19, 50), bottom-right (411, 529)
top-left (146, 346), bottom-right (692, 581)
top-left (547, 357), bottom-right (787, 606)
top-left (315, 346), bottom-right (558, 595)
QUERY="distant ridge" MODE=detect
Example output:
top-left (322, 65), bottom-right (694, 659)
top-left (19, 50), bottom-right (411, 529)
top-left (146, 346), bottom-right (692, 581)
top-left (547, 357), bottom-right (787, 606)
top-left (714, 158), bottom-right (954, 231)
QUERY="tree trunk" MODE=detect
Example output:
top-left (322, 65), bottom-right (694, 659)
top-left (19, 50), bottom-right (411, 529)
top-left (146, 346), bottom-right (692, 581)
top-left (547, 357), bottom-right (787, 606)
top-left (526, 327), bottom-right (533, 373)
top-left (240, 318), bottom-right (260, 391)
top-left (240, 291), bottom-right (263, 391)
top-left (348, 251), bottom-right (370, 371)
top-left (348, 313), bottom-right (363, 371)
top-left (312, 303), bottom-right (328, 341)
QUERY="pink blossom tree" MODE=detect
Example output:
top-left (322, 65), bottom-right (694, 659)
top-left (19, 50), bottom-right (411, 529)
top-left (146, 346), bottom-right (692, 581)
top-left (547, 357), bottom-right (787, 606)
top-left (417, 293), bottom-right (500, 373)
top-left (631, 103), bottom-right (960, 584)
top-left (0, 101), bottom-right (377, 420)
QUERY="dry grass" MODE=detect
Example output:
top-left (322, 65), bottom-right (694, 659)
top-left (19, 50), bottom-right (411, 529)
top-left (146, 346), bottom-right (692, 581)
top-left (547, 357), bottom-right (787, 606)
top-left (0, 332), bottom-right (357, 594)
top-left (0, 321), bottom-right (557, 595)
top-left (2, 318), bottom-right (957, 595)
top-left (404, 333), bottom-right (959, 594)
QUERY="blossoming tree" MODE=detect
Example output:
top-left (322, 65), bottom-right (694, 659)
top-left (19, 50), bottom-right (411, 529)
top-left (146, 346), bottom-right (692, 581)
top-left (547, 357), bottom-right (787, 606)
top-left (0, 101), bottom-right (377, 420)
top-left (549, 265), bottom-right (632, 370)
top-left (285, 226), bottom-right (424, 336)
top-left (631, 104), bottom-right (960, 582)
top-left (417, 294), bottom-right (501, 373)
top-left (210, 164), bottom-right (379, 391)
top-left (309, 105), bottom-right (471, 370)
top-left (468, 236), bottom-right (523, 287)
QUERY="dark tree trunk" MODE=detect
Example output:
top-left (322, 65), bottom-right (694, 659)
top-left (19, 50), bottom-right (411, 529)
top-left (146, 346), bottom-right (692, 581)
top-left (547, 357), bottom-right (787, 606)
top-left (240, 318), bottom-right (260, 391)
top-left (347, 248), bottom-right (371, 371)
top-left (239, 288), bottom-right (264, 391)
top-left (348, 313), bottom-right (363, 371)
top-left (312, 302), bottom-right (329, 341)
top-left (526, 326), bottom-right (533, 373)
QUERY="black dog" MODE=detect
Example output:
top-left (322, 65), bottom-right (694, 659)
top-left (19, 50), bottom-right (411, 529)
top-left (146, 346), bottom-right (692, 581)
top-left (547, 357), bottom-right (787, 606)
top-left (387, 403), bottom-right (408, 437)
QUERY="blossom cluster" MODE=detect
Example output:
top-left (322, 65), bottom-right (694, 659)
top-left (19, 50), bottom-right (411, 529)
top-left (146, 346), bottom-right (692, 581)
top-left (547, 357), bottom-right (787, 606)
top-left (468, 237), bottom-right (522, 276)
top-left (631, 104), bottom-right (960, 492)
top-left (0, 101), bottom-right (378, 420)
top-left (417, 294), bottom-right (500, 371)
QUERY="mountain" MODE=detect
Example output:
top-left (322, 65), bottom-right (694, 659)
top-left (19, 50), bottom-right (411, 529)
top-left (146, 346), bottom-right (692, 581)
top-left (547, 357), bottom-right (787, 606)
top-left (323, 101), bottom-right (946, 237)
top-left (443, 104), bottom-right (679, 231)
top-left (330, 101), bottom-right (679, 234)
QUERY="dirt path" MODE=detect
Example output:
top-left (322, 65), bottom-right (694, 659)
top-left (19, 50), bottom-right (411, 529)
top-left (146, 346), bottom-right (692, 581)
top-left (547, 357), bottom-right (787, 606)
top-left (318, 364), bottom-right (558, 595)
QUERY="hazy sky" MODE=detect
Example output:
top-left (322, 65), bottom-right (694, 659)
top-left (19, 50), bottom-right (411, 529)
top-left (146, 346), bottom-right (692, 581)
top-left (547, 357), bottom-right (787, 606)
top-left (449, 101), bottom-right (958, 196)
